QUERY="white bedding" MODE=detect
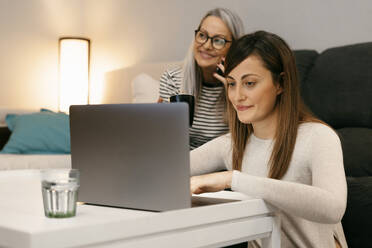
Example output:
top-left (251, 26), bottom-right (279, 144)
top-left (0, 154), bottom-right (71, 170)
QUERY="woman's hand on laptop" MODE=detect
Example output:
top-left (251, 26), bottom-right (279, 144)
top-left (190, 171), bottom-right (232, 195)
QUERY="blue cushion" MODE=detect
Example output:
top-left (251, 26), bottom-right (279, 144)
top-left (0, 109), bottom-right (70, 154)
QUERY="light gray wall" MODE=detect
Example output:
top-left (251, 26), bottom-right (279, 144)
top-left (0, 0), bottom-right (371, 109)
top-left (0, 0), bottom-right (84, 110)
top-left (85, 0), bottom-right (372, 64)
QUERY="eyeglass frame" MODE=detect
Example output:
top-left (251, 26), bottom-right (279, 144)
top-left (194, 29), bottom-right (232, 50)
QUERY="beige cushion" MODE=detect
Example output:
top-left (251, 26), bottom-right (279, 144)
top-left (131, 73), bottom-right (160, 103)
top-left (102, 61), bottom-right (182, 104)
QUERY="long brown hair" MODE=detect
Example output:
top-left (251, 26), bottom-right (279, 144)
top-left (224, 31), bottom-right (322, 179)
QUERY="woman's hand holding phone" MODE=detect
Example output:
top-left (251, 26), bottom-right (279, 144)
top-left (213, 58), bottom-right (227, 85)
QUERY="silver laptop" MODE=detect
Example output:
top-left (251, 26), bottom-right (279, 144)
top-left (70, 103), bottom-right (191, 211)
top-left (70, 103), bottom-right (239, 212)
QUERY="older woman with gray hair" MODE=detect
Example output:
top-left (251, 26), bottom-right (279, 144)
top-left (158, 8), bottom-right (244, 150)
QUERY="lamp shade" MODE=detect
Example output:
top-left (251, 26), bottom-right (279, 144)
top-left (59, 38), bottom-right (90, 113)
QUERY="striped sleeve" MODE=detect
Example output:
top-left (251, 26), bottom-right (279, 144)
top-left (158, 66), bottom-right (183, 102)
top-left (189, 86), bottom-right (229, 150)
top-left (159, 67), bottom-right (229, 150)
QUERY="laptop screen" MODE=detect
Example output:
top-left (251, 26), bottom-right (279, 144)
top-left (70, 103), bottom-right (191, 211)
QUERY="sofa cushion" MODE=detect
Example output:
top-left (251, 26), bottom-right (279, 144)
top-left (293, 50), bottom-right (318, 85)
top-left (301, 42), bottom-right (372, 129)
top-left (0, 109), bottom-right (70, 154)
top-left (0, 107), bottom-right (37, 127)
top-left (337, 128), bottom-right (372, 177)
top-left (131, 73), bottom-right (160, 103)
top-left (342, 176), bottom-right (372, 247)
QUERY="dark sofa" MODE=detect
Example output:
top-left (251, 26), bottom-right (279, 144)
top-left (294, 42), bottom-right (372, 248)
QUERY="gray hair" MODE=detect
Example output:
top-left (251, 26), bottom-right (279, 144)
top-left (181, 8), bottom-right (245, 96)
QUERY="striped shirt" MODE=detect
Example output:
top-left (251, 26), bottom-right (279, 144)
top-left (159, 66), bottom-right (229, 150)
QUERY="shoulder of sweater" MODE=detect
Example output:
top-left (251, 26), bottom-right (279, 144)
top-left (200, 133), bottom-right (231, 150)
top-left (208, 132), bottom-right (231, 145)
top-left (221, 132), bottom-right (232, 140)
top-left (298, 122), bottom-right (340, 144)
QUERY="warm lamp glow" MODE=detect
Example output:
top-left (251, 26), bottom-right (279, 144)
top-left (59, 38), bottom-right (90, 113)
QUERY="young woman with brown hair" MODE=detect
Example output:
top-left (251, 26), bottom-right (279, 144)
top-left (190, 31), bottom-right (347, 248)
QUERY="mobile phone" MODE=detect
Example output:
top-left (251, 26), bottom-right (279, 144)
top-left (216, 60), bottom-right (224, 76)
top-left (216, 67), bottom-right (224, 76)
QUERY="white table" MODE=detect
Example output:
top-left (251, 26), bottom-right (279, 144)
top-left (0, 170), bottom-right (280, 248)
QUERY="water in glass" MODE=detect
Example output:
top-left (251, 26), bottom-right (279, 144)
top-left (42, 178), bottom-right (79, 218)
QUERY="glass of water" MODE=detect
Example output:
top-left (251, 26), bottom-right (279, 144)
top-left (41, 169), bottom-right (80, 218)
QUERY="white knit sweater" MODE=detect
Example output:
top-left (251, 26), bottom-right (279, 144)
top-left (191, 122), bottom-right (348, 248)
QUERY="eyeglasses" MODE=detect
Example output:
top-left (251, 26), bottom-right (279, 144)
top-left (194, 30), bottom-right (232, 50)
